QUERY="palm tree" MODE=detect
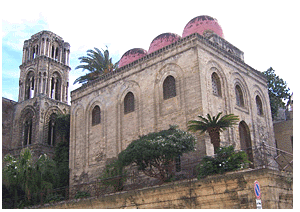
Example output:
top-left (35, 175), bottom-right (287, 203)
top-left (74, 47), bottom-right (118, 84)
top-left (187, 112), bottom-right (239, 153)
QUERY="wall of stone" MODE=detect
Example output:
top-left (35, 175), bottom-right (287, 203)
top-left (39, 169), bottom-right (293, 209)
top-left (69, 34), bottom-right (275, 187)
top-left (2, 97), bottom-right (16, 158)
top-left (273, 114), bottom-right (293, 171)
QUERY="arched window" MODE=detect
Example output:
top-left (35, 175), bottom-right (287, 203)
top-left (163, 75), bottom-right (176, 100)
top-left (51, 45), bottom-right (55, 58)
top-left (92, 105), bottom-right (101, 126)
top-left (235, 85), bottom-right (244, 107)
top-left (55, 47), bottom-right (59, 61)
top-left (256, 95), bottom-right (263, 116)
top-left (25, 71), bottom-right (35, 100)
top-left (48, 114), bottom-right (57, 146)
top-left (124, 92), bottom-right (135, 114)
top-left (239, 121), bottom-right (253, 167)
top-left (50, 72), bottom-right (62, 101)
top-left (24, 119), bottom-right (32, 146)
top-left (211, 72), bottom-right (221, 96)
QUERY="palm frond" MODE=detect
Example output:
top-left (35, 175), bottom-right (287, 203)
top-left (74, 47), bottom-right (118, 84)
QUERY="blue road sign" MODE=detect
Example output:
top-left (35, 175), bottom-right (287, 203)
top-left (254, 181), bottom-right (261, 199)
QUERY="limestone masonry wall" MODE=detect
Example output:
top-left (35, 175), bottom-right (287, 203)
top-left (70, 34), bottom-right (275, 187)
top-left (39, 169), bottom-right (292, 209)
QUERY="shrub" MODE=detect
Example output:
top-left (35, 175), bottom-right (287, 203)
top-left (74, 191), bottom-right (91, 199)
top-left (98, 159), bottom-right (127, 192)
top-left (196, 145), bottom-right (249, 179)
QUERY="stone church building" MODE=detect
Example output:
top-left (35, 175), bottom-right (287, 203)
top-left (69, 15), bottom-right (275, 187)
top-left (2, 15), bottom-right (277, 190)
top-left (2, 30), bottom-right (71, 159)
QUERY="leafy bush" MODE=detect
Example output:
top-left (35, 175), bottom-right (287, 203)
top-left (118, 125), bottom-right (195, 182)
top-left (44, 193), bottom-right (64, 204)
top-left (99, 159), bottom-right (127, 192)
top-left (196, 145), bottom-right (249, 179)
top-left (74, 191), bottom-right (91, 199)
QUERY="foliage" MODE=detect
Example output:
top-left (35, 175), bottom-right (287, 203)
top-left (74, 47), bottom-right (118, 84)
top-left (196, 146), bottom-right (249, 179)
top-left (74, 191), bottom-right (91, 199)
top-left (44, 193), bottom-right (65, 204)
top-left (99, 159), bottom-right (127, 192)
top-left (54, 113), bottom-right (70, 143)
top-left (53, 113), bottom-right (70, 189)
top-left (188, 112), bottom-right (239, 153)
top-left (118, 125), bottom-right (195, 182)
top-left (2, 149), bottom-right (56, 208)
top-left (262, 67), bottom-right (291, 119)
top-left (53, 141), bottom-right (70, 189)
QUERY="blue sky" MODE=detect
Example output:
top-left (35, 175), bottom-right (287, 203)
top-left (2, 0), bottom-right (298, 103)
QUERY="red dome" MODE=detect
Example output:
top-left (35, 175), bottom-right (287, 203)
top-left (148, 33), bottom-right (181, 54)
top-left (182, 15), bottom-right (224, 38)
top-left (119, 48), bottom-right (147, 68)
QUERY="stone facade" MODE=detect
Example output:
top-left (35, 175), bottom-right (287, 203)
top-left (2, 97), bottom-right (17, 159)
top-left (38, 169), bottom-right (293, 209)
top-left (69, 31), bottom-right (275, 187)
top-left (2, 31), bottom-right (71, 159)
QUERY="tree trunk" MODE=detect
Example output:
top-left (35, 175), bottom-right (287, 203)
top-left (208, 127), bottom-right (221, 153)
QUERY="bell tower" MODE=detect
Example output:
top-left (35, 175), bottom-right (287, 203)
top-left (9, 31), bottom-right (71, 158)
top-left (19, 30), bottom-right (70, 103)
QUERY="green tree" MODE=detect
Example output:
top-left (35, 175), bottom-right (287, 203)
top-left (188, 112), bottom-right (239, 153)
top-left (2, 149), bottom-right (55, 208)
top-left (118, 126), bottom-right (195, 183)
top-left (99, 159), bottom-right (127, 192)
top-left (74, 47), bottom-right (118, 84)
top-left (263, 67), bottom-right (291, 119)
top-left (55, 113), bottom-right (70, 143)
top-left (53, 113), bottom-right (70, 189)
top-left (196, 145), bottom-right (249, 179)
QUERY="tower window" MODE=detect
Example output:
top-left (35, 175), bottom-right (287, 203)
top-left (256, 95), bottom-right (263, 116)
top-left (50, 72), bottom-right (62, 101)
top-left (51, 46), bottom-right (55, 58)
top-left (48, 114), bottom-right (57, 146)
top-left (124, 92), bottom-right (135, 114)
top-left (92, 105), bottom-right (101, 126)
top-left (55, 47), bottom-right (59, 61)
top-left (24, 119), bottom-right (32, 146)
top-left (163, 75), bottom-right (176, 100)
top-left (25, 71), bottom-right (35, 100)
top-left (211, 72), bottom-right (221, 96)
top-left (235, 85), bottom-right (244, 107)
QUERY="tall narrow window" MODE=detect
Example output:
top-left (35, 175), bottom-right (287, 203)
top-left (55, 47), bottom-right (59, 61)
top-left (24, 119), bottom-right (32, 146)
top-left (211, 72), bottom-right (221, 96)
top-left (25, 71), bottom-right (35, 100)
top-left (92, 105), bottom-right (101, 126)
top-left (235, 85), bottom-right (244, 107)
top-left (124, 92), bottom-right (135, 114)
top-left (256, 95), bottom-right (263, 116)
top-left (239, 121), bottom-right (253, 167)
top-left (48, 114), bottom-right (57, 146)
top-left (51, 46), bottom-right (55, 58)
top-left (163, 75), bottom-right (176, 100)
top-left (50, 72), bottom-right (61, 101)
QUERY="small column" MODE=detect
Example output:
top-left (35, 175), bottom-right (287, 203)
top-left (43, 39), bottom-right (47, 55)
top-left (22, 48), bottom-right (26, 63)
top-left (66, 50), bottom-right (70, 66)
top-left (60, 48), bottom-right (63, 63)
